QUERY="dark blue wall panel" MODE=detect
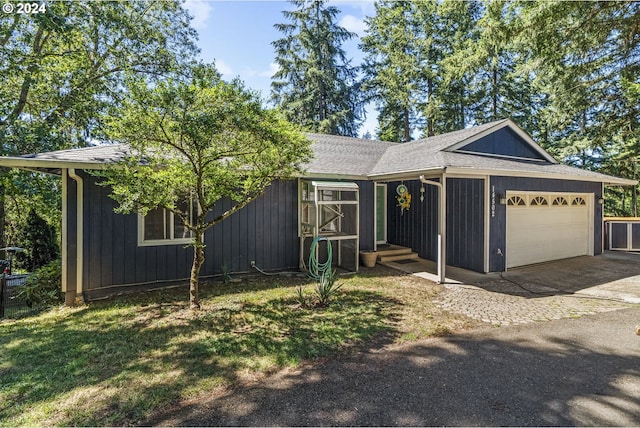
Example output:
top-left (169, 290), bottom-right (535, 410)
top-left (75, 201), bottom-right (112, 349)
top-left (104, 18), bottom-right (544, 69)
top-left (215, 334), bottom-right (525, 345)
top-left (386, 179), bottom-right (439, 261)
top-left (79, 175), bottom-right (374, 298)
top-left (446, 178), bottom-right (485, 272)
top-left (459, 127), bottom-right (547, 161)
top-left (489, 176), bottom-right (603, 271)
top-left (81, 174), bottom-right (300, 297)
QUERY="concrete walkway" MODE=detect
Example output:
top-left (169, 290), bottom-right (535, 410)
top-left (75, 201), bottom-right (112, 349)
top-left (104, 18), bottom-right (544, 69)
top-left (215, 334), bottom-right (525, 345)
top-left (384, 252), bottom-right (640, 325)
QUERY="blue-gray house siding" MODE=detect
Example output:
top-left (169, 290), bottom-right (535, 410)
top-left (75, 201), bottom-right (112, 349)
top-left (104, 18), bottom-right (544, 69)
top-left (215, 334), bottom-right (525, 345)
top-left (66, 173), bottom-right (375, 299)
top-left (488, 176), bottom-right (602, 272)
top-left (457, 127), bottom-right (547, 161)
top-left (386, 177), bottom-right (485, 273)
top-left (387, 175), bottom-right (603, 274)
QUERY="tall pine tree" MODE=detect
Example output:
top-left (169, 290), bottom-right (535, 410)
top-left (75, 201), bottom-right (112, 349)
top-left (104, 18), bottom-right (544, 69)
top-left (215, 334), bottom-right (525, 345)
top-left (271, 0), bottom-right (362, 136)
top-left (361, 1), bottom-right (423, 142)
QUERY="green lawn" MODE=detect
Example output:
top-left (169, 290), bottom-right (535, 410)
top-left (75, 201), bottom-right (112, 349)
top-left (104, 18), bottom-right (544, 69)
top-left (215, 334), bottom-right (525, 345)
top-left (0, 266), bottom-right (477, 426)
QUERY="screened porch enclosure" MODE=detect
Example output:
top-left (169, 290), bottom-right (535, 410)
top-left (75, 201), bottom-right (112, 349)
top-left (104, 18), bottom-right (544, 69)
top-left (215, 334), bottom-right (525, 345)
top-left (299, 180), bottom-right (360, 273)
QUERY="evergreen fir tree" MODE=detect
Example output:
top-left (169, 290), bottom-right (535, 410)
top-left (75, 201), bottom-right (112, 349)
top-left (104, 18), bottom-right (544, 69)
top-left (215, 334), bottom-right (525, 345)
top-left (271, 0), bottom-right (363, 136)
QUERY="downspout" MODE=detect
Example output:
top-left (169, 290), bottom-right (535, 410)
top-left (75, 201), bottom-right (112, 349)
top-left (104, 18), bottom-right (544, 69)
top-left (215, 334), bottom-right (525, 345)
top-left (68, 168), bottom-right (84, 301)
top-left (420, 172), bottom-right (447, 284)
top-left (61, 169), bottom-right (71, 305)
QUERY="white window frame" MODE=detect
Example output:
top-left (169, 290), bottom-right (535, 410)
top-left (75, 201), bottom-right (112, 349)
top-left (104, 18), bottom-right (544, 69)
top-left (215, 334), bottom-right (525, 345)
top-left (138, 199), bottom-right (197, 247)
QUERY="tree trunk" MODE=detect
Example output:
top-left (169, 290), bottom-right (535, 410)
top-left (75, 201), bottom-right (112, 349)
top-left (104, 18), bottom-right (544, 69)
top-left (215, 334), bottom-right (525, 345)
top-left (189, 231), bottom-right (205, 309)
top-left (492, 66), bottom-right (498, 119)
top-left (403, 107), bottom-right (410, 142)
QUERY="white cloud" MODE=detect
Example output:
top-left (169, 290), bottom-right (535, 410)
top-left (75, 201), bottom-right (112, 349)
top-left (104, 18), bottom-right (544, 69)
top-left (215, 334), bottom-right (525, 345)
top-left (183, 0), bottom-right (214, 31)
top-left (215, 59), bottom-right (234, 78)
top-left (260, 62), bottom-right (280, 78)
top-left (330, 0), bottom-right (375, 17)
top-left (339, 14), bottom-right (367, 37)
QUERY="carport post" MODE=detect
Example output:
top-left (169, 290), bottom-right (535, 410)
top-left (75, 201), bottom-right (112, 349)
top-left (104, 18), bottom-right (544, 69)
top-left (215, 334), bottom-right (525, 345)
top-left (420, 174), bottom-right (446, 284)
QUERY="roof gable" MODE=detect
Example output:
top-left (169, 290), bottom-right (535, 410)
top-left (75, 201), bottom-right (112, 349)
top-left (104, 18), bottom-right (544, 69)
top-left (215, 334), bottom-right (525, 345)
top-left (455, 126), bottom-right (547, 161)
top-left (444, 119), bottom-right (557, 164)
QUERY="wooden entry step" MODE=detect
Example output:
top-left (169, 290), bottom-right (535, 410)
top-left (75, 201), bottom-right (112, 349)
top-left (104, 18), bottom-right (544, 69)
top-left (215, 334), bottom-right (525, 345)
top-left (376, 244), bottom-right (419, 263)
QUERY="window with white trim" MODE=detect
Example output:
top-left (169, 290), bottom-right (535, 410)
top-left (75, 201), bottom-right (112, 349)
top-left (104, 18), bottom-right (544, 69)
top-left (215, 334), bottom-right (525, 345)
top-left (139, 198), bottom-right (197, 245)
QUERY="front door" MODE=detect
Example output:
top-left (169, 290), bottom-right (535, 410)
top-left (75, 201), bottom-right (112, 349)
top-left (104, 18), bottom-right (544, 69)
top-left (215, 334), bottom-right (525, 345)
top-left (376, 183), bottom-right (387, 244)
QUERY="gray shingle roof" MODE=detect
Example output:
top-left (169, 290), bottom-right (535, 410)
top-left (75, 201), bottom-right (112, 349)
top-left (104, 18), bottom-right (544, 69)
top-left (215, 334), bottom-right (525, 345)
top-left (304, 133), bottom-right (395, 177)
top-left (19, 144), bottom-right (131, 164)
top-left (0, 121), bottom-right (634, 185)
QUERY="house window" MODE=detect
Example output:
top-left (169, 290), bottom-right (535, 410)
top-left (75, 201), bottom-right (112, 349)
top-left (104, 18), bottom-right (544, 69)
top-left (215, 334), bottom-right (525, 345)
top-left (507, 195), bottom-right (526, 206)
top-left (552, 196), bottom-right (568, 206)
top-left (530, 196), bottom-right (548, 206)
top-left (139, 198), bottom-right (197, 245)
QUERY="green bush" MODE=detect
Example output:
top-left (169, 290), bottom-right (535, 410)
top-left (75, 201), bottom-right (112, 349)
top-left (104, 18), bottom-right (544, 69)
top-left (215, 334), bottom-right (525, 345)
top-left (15, 209), bottom-right (59, 272)
top-left (17, 260), bottom-right (63, 308)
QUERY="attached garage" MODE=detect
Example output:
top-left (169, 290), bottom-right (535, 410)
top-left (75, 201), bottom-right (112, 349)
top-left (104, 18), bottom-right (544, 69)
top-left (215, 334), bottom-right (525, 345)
top-left (506, 192), bottom-right (593, 268)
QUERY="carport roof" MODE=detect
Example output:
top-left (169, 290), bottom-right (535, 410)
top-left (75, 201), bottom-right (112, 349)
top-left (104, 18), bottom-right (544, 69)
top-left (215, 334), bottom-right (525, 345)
top-left (0, 119), bottom-right (635, 186)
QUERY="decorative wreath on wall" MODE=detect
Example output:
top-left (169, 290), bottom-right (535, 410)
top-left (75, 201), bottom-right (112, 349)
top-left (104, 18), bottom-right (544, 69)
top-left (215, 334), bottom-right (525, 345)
top-left (396, 184), bottom-right (412, 214)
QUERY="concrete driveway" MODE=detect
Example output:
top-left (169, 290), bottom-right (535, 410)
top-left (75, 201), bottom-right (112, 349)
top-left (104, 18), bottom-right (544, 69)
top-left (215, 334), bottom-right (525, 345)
top-left (385, 251), bottom-right (640, 325)
top-left (389, 251), bottom-right (640, 304)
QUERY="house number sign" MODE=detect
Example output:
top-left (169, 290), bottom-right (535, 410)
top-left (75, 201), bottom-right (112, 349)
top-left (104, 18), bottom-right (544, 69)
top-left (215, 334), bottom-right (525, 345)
top-left (491, 185), bottom-right (496, 218)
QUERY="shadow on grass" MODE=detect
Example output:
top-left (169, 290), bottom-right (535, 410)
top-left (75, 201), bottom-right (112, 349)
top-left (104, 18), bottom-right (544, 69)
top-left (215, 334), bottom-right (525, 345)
top-left (147, 307), bottom-right (640, 427)
top-left (0, 286), bottom-right (401, 426)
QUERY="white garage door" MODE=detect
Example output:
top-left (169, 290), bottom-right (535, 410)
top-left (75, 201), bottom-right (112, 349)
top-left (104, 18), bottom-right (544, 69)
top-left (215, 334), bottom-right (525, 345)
top-left (506, 192), bottom-right (592, 268)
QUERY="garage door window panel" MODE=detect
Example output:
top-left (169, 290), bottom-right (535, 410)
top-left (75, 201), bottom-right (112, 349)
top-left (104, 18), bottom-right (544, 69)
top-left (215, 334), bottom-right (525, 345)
top-left (507, 195), bottom-right (526, 206)
top-left (530, 196), bottom-right (549, 206)
top-left (552, 196), bottom-right (568, 206)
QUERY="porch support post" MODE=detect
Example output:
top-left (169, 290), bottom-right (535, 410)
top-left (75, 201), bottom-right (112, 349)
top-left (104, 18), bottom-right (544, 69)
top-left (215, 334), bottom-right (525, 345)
top-left (68, 168), bottom-right (84, 302)
top-left (440, 172), bottom-right (447, 284)
top-left (420, 172), bottom-right (447, 284)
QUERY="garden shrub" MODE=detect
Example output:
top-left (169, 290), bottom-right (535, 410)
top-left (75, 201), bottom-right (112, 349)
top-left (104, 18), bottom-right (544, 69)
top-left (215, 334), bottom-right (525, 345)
top-left (17, 259), bottom-right (63, 308)
top-left (15, 209), bottom-right (59, 272)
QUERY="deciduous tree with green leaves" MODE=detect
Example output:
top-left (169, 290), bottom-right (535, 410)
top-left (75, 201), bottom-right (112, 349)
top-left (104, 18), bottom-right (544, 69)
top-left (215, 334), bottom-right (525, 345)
top-left (0, 0), bottom-right (198, 247)
top-left (98, 65), bottom-right (312, 309)
top-left (271, 0), bottom-right (363, 137)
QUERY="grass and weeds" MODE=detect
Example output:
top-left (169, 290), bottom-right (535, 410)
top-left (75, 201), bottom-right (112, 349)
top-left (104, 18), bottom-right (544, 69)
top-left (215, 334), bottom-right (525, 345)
top-left (0, 266), bottom-right (478, 426)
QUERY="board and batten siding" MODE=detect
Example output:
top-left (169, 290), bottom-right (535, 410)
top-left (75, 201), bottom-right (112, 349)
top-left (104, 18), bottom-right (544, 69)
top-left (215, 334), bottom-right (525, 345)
top-left (458, 127), bottom-right (546, 161)
top-left (446, 178), bottom-right (485, 272)
top-left (73, 172), bottom-right (299, 299)
top-left (386, 178), bottom-right (485, 272)
top-left (386, 179), bottom-right (439, 262)
top-left (489, 176), bottom-right (603, 272)
top-left (66, 174), bottom-right (375, 300)
top-left (356, 180), bottom-right (376, 252)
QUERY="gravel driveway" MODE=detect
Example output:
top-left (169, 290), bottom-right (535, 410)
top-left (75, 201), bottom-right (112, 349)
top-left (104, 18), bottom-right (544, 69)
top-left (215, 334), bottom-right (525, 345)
top-left (149, 306), bottom-right (640, 427)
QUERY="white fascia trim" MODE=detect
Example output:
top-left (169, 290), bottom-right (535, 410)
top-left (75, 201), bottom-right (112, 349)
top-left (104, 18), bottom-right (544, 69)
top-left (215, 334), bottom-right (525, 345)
top-left (368, 168), bottom-right (446, 182)
top-left (302, 172), bottom-right (368, 180)
top-left (445, 119), bottom-right (558, 164)
top-left (454, 150), bottom-right (550, 163)
top-left (444, 167), bottom-right (637, 186)
top-left (0, 157), bottom-right (107, 171)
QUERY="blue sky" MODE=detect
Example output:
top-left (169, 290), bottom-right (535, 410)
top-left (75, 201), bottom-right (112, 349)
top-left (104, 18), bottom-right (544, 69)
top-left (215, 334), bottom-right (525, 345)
top-left (183, 0), bottom-right (377, 136)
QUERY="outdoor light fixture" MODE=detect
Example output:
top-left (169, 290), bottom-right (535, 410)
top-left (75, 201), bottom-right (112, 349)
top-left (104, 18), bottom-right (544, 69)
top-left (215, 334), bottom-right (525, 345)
top-left (597, 196), bottom-right (604, 205)
top-left (499, 194), bottom-right (507, 205)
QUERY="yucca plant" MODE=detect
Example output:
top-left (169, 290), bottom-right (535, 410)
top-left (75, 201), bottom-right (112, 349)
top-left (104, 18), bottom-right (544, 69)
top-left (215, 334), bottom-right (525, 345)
top-left (314, 269), bottom-right (343, 306)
